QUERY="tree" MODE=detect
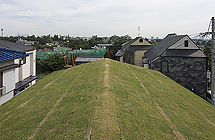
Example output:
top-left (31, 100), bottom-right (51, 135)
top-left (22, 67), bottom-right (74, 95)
top-left (107, 35), bottom-right (132, 59)
top-left (36, 53), bottom-right (64, 74)
top-left (46, 38), bottom-right (53, 43)
top-left (204, 45), bottom-right (212, 70)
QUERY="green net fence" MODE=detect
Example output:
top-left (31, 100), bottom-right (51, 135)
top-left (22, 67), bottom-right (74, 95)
top-left (36, 48), bottom-right (106, 62)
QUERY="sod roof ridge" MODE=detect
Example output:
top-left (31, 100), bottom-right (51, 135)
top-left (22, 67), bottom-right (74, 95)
top-left (0, 58), bottom-right (215, 139)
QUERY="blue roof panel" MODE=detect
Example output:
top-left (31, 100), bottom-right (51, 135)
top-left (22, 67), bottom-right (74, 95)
top-left (0, 47), bottom-right (29, 62)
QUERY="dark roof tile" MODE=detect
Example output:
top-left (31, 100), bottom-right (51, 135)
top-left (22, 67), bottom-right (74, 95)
top-left (144, 35), bottom-right (186, 61)
top-left (0, 47), bottom-right (29, 62)
top-left (0, 40), bottom-right (34, 52)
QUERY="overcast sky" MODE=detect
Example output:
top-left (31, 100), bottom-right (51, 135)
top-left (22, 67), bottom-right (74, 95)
top-left (0, 0), bottom-right (214, 38)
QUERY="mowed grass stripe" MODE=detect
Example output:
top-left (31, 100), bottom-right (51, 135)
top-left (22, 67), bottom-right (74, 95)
top-left (126, 63), bottom-right (215, 139)
top-left (0, 68), bottom-right (71, 121)
top-left (113, 64), bottom-right (145, 139)
top-left (90, 59), bottom-right (121, 139)
top-left (28, 65), bottom-right (87, 139)
top-left (110, 61), bottom-right (175, 139)
top-left (0, 63), bottom-right (87, 139)
top-left (110, 66), bottom-right (123, 140)
top-left (31, 60), bottom-right (104, 139)
top-left (125, 64), bottom-right (186, 139)
top-left (32, 62), bottom-right (102, 139)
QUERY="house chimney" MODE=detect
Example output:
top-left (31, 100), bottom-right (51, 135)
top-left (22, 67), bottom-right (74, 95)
top-left (165, 33), bottom-right (177, 38)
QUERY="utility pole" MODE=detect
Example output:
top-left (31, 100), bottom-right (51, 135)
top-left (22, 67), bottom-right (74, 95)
top-left (211, 17), bottom-right (215, 105)
top-left (1, 29), bottom-right (3, 37)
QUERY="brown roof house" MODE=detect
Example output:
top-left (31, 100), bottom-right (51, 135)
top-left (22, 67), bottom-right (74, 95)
top-left (115, 37), bottom-right (152, 66)
top-left (143, 34), bottom-right (208, 99)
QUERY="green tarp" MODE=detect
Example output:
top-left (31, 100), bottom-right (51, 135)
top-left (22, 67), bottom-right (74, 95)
top-left (36, 48), bottom-right (106, 62)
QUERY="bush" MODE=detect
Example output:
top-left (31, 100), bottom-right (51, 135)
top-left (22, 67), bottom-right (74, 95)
top-left (37, 53), bottom-right (64, 74)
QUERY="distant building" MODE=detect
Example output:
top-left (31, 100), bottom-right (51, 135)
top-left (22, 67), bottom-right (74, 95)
top-left (92, 35), bottom-right (98, 38)
top-left (46, 41), bottom-right (59, 46)
top-left (75, 56), bottom-right (104, 65)
top-left (16, 38), bottom-right (37, 46)
top-left (92, 44), bottom-right (112, 50)
top-left (16, 38), bottom-right (32, 46)
top-left (115, 37), bottom-right (152, 67)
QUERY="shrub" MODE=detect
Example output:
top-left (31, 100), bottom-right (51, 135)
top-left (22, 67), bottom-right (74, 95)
top-left (36, 53), bottom-right (64, 74)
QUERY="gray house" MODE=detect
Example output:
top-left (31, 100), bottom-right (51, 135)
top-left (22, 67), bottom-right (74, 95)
top-left (116, 37), bottom-right (152, 66)
top-left (143, 34), bottom-right (207, 99)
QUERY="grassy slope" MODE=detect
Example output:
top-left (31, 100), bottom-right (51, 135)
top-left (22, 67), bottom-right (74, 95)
top-left (0, 59), bottom-right (215, 139)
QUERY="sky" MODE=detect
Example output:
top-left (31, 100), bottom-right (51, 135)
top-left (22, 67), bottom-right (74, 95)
top-left (0, 0), bottom-right (214, 38)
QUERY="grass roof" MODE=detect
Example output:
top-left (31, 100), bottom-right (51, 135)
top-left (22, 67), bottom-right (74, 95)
top-left (1, 58), bottom-right (215, 139)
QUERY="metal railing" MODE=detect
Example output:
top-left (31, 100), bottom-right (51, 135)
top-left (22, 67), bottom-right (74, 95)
top-left (0, 86), bottom-right (6, 97)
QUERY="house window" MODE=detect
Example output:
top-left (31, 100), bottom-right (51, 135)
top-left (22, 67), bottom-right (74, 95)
top-left (184, 40), bottom-right (188, 47)
top-left (161, 61), bottom-right (168, 72)
top-left (139, 39), bottom-right (143, 43)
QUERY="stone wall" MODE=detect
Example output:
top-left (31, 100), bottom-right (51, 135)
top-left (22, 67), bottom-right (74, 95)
top-left (151, 57), bottom-right (207, 99)
top-left (123, 51), bottom-right (134, 65)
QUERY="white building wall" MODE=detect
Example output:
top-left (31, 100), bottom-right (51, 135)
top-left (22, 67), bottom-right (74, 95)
top-left (32, 50), bottom-right (36, 76)
top-left (32, 50), bottom-right (36, 84)
top-left (0, 69), bottom-right (15, 105)
top-left (0, 91), bottom-right (13, 105)
top-left (14, 50), bottom-right (36, 83)
top-left (26, 50), bottom-right (36, 76)
top-left (3, 69), bottom-right (15, 93)
top-left (22, 55), bottom-right (31, 79)
top-left (14, 59), bottom-right (20, 83)
top-left (169, 36), bottom-right (198, 50)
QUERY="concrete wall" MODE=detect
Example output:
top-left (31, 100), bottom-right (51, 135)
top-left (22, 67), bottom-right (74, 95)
top-left (151, 57), bottom-right (207, 98)
top-left (0, 68), bottom-right (15, 105)
top-left (23, 54), bottom-right (31, 79)
top-left (14, 59), bottom-right (19, 83)
top-left (131, 37), bottom-right (151, 46)
top-left (3, 69), bottom-right (15, 94)
top-left (134, 50), bottom-right (147, 67)
top-left (0, 90), bottom-right (13, 105)
top-left (14, 50), bottom-right (36, 84)
top-left (120, 56), bottom-right (123, 62)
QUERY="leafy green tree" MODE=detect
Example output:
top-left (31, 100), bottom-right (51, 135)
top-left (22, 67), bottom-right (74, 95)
top-left (36, 53), bottom-right (64, 74)
top-left (204, 45), bottom-right (211, 70)
top-left (107, 35), bottom-right (132, 59)
top-left (46, 38), bottom-right (53, 43)
top-left (33, 42), bottom-right (41, 49)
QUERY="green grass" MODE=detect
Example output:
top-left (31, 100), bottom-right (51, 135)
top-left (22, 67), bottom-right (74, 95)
top-left (1, 59), bottom-right (215, 139)
top-left (36, 71), bottom-right (51, 79)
